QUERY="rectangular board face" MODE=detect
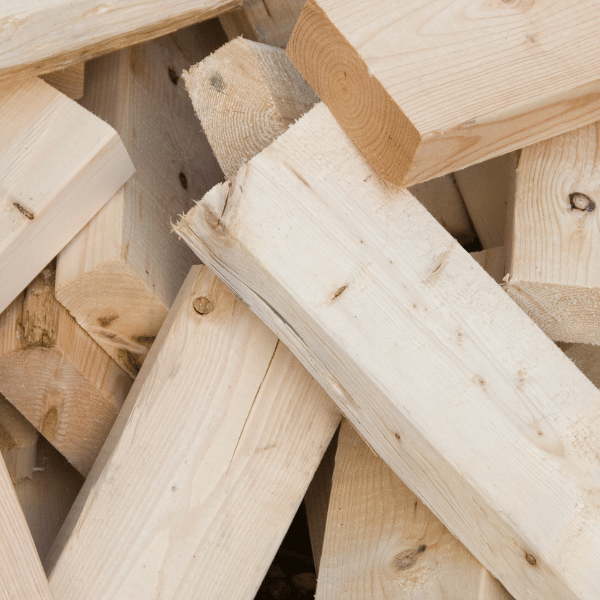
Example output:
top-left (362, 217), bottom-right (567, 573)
top-left (176, 103), bottom-right (600, 600)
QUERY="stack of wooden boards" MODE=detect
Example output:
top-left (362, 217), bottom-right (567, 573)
top-left (2, 1), bottom-right (600, 599)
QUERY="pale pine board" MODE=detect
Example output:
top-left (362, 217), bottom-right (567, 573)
top-left (317, 420), bottom-right (512, 600)
top-left (0, 0), bottom-right (241, 81)
top-left (0, 76), bottom-right (134, 315)
top-left (41, 63), bottom-right (85, 100)
top-left (176, 103), bottom-right (600, 600)
top-left (288, 0), bottom-right (600, 187)
top-left (46, 266), bottom-right (339, 600)
top-left (56, 30), bottom-right (223, 377)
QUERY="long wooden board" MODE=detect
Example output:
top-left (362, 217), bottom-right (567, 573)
top-left (0, 76), bottom-right (134, 316)
top-left (317, 420), bottom-right (512, 600)
top-left (41, 63), bottom-right (85, 100)
top-left (288, 0), bottom-right (600, 187)
top-left (0, 263), bottom-right (131, 475)
top-left (46, 266), bottom-right (339, 600)
top-left (0, 0), bottom-right (241, 82)
top-left (176, 103), bottom-right (600, 600)
top-left (56, 31), bottom-right (223, 377)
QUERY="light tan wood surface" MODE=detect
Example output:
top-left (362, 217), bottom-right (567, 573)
top-left (0, 76), bottom-right (133, 316)
top-left (0, 0), bottom-right (242, 82)
top-left (0, 452), bottom-right (53, 599)
top-left (184, 37), bottom-right (318, 180)
top-left (288, 0), bottom-right (600, 187)
top-left (0, 394), bottom-right (38, 482)
top-left (317, 420), bottom-right (512, 600)
top-left (506, 122), bottom-right (600, 344)
top-left (219, 0), bottom-right (305, 48)
top-left (14, 437), bottom-right (84, 562)
top-left (471, 247), bottom-right (506, 285)
top-left (46, 266), bottom-right (339, 600)
top-left (56, 33), bottom-right (223, 377)
top-left (177, 103), bottom-right (600, 600)
top-left (454, 152), bottom-right (519, 249)
top-left (41, 63), bottom-right (85, 100)
top-left (0, 263), bottom-right (132, 476)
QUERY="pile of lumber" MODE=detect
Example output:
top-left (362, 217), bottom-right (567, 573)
top-left (2, 1), bottom-right (600, 599)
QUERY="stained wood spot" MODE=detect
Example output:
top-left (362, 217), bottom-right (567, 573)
top-left (393, 545), bottom-right (426, 571)
top-left (41, 407), bottom-right (58, 441)
top-left (118, 349), bottom-right (143, 376)
top-left (569, 192), bottom-right (595, 212)
top-left (97, 314), bottom-right (118, 328)
top-left (210, 72), bottom-right (225, 91)
top-left (525, 552), bottom-right (537, 566)
top-left (473, 375), bottom-right (486, 387)
top-left (179, 172), bottom-right (188, 190)
top-left (13, 203), bottom-right (34, 219)
top-left (332, 285), bottom-right (347, 300)
top-left (193, 297), bottom-right (214, 315)
top-left (394, 432), bottom-right (402, 441)
top-left (167, 66), bottom-right (179, 85)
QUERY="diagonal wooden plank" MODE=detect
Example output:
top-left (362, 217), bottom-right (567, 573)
top-left (46, 266), bottom-right (340, 600)
top-left (176, 102), bottom-right (600, 600)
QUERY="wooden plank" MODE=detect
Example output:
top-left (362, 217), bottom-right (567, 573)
top-left (0, 262), bottom-right (131, 475)
top-left (317, 420), bottom-right (512, 600)
top-left (176, 103), bottom-right (600, 600)
top-left (505, 122), bottom-right (600, 344)
top-left (46, 266), bottom-right (340, 600)
top-left (0, 0), bottom-right (242, 82)
top-left (0, 453), bottom-right (53, 598)
top-left (56, 33), bottom-right (223, 377)
top-left (14, 437), bottom-right (84, 562)
top-left (287, 0), bottom-right (600, 187)
top-left (454, 153), bottom-right (518, 249)
top-left (559, 343), bottom-right (600, 390)
top-left (170, 20), bottom-right (228, 65)
top-left (219, 0), bottom-right (305, 48)
top-left (0, 394), bottom-right (38, 482)
top-left (40, 63), bottom-right (85, 100)
top-left (0, 76), bottom-right (134, 316)
top-left (184, 37), bottom-right (318, 180)
top-left (471, 247), bottom-right (506, 285)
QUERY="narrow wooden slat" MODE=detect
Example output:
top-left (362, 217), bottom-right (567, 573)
top-left (0, 76), bottom-right (134, 316)
top-left (41, 63), bottom-right (85, 100)
top-left (219, 0), bottom-right (305, 48)
top-left (287, 0), bottom-right (600, 187)
top-left (317, 420), bottom-right (512, 600)
top-left (0, 0), bottom-right (242, 82)
top-left (0, 263), bottom-right (131, 475)
top-left (46, 266), bottom-right (339, 600)
top-left (176, 103), bottom-right (600, 600)
top-left (506, 122), bottom-right (600, 344)
top-left (56, 32), bottom-right (223, 377)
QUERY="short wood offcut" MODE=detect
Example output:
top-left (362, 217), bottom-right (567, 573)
top-left (288, 0), bottom-right (600, 186)
top-left (177, 103), bottom-right (600, 600)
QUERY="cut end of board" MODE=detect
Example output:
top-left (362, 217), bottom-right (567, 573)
top-left (287, 0), bottom-right (420, 187)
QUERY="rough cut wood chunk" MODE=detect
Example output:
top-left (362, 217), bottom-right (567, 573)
top-left (0, 76), bottom-right (134, 316)
top-left (56, 31), bottom-right (223, 377)
top-left (14, 437), bottom-right (83, 562)
top-left (317, 420), bottom-right (512, 600)
top-left (176, 103), bottom-right (600, 600)
top-left (0, 263), bottom-right (132, 475)
top-left (287, 0), bottom-right (600, 187)
top-left (454, 152), bottom-right (519, 249)
top-left (0, 0), bottom-right (242, 82)
top-left (46, 266), bottom-right (340, 600)
top-left (41, 63), bottom-right (85, 100)
top-left (0, 453), bottom-right (53, 598)
top-left (505, 122), bottom-right (600, 344)
top-left (0, 395), bottom-right (38, 482)
top-left (184, 37), bottom-right (318, 180)
top-left (219, 0), bottom-right (306, 48)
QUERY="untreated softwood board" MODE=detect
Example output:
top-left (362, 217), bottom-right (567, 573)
top-left (0, 76), bottom-right (134, 316)
top-left (177, 103), bottom-right (600, 600)
top-left (288, 0), bottom-right (600, 187)
top-left (14, 437), bottom-right (84, 563)
top-left (471, 247), bottom-right (506, 285)
top-left (0, 0), bottom-right (242, 82)
top-left (317, 420), bottom-right (512, 600)
top-left (46, 266), bottom-right (340, 600)
top-left (41, 63), bottom-right (85, 100)
top-left (0, 394), bottom-right (38, 482)
top-left (506, 122), bottom-right (600, 345)
top-left (184, 37), bottom-right (318, 180)
top-left (219, 0), bottom-right (306, 48)
top-left (0, 263), bottom-right (131, 476)
top-left (56, 32), bottom-right (223, 377)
